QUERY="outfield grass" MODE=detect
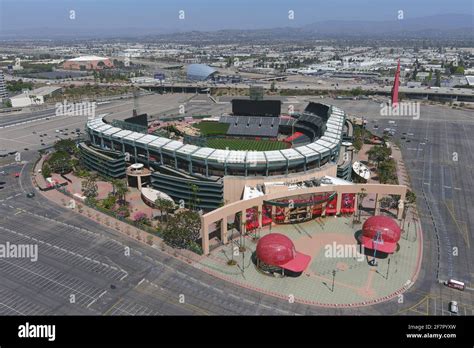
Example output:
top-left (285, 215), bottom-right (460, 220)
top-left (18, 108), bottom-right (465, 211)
top-left (206, 138), bottom-right (289, 151)
top-left (194, 122), bottom-right (229, 136)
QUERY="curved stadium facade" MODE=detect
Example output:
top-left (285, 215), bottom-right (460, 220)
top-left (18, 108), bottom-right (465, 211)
top-left (82, 103), bottom-right (352, 210)
top-left (186, 64), bottom-right (218, 81)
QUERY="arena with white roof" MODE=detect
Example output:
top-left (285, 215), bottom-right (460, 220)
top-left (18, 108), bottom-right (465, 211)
top-left (85, 103), bottom-right (345, 177)
top-left (82, 103), bottom-right (350, 210)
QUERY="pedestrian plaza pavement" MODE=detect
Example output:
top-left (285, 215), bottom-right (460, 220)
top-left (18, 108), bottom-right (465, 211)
top-left (197, 216), bottom-right (421, 306)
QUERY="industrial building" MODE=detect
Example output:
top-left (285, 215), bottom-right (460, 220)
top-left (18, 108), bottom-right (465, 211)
top-left (10, 86), bottom-right (62, 108)
top-left (63, 56), bottom-right (114, 71)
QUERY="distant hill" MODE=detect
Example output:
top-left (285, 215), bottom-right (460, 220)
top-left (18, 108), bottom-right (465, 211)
top-left (0, 14), bottom-right (472, 40)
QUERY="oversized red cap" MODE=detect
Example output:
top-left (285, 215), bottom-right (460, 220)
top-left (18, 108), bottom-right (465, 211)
top-left (361, 216), bottom-right (401, 253)
top-left (256, 233), bottom-right (311, 272)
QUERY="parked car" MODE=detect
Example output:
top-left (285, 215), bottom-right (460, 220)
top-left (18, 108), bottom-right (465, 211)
top-left (449, 301), bottom-right (458, 314)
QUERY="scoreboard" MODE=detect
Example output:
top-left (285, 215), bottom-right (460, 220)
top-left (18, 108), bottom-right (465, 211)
top-left (231, 99), bottom-right (281, 117)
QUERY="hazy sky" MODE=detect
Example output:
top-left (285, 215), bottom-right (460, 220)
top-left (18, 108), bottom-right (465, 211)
top-left (0, 0), bottom-right (472, 32)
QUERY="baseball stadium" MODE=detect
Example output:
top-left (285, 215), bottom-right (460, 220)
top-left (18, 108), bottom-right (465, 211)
top-left (83, 100), bottom-right (349, 208)
top-left (81, 98), bottom-right (409, 256)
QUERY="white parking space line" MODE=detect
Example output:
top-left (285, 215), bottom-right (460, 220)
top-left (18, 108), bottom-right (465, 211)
top-left (0, 302), bottom-right (25, 315)
top-left (87, 290), bottom-right (108, 308)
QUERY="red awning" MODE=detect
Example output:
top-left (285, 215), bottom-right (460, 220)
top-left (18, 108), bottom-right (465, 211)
top-left (280, 251), bottom-right (312, 272)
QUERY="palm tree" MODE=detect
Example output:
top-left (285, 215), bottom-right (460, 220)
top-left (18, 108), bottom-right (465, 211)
top-left (255, 209), bottom-right (262, 239)
top-left (81, 174), bottom-right (98, 204)
top-left (228, 222), bottom-right (237, 265)
top-left (111, 178), bottom-right (121, 196)
top-left (161, 199), bottom-right (175, 223)
top-left (401, 190), bottom-right (416, 231)
top-left (114, 179), bottom-right (128, 205)
top-left (154, 197), bottom-right (164, 221)
top-left (356, 188), bottom-right (367, 222)
top-left (189, 184), bottom-right (200, 211)
top-left (239, 213), bottom-right (247, 252)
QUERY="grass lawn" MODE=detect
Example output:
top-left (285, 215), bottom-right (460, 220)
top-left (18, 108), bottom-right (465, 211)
top-left (206, 138), bottom-right (288, 151)
top-left (194, 122), bottom-right (229, 136)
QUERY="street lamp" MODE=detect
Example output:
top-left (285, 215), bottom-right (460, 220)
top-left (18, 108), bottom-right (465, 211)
top-left (369, 231), bottom-right (382, 267)
top-left (386, 258), bottom-right (391, 279)
top-left (332, 270), bottom-right (336, 292)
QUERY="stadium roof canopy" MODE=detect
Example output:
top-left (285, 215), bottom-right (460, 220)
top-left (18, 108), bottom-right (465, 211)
top-left (86, 103), bottom-right (346, 170)
top-left (186, 64), bottom-right (217, 81)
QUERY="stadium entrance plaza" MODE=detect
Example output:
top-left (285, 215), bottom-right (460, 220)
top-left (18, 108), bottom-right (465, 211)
top-left (196, 215), bottom-right (422, 307)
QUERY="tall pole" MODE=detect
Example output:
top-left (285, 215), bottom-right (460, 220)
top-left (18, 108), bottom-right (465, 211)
top-left (230, 223), bottom-right (234, 263)
top-left (386, 258), bottom-right (391, 279)
top-left (370, 231), bottom-right (382, 266)
top-left (332, 270), bottom-right (336, 292)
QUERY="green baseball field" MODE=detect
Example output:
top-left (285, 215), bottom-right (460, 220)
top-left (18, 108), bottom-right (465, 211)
top-left (206, 138), bottom-right (288, 151)
top-left (194, 121), bottom-right (288, 151)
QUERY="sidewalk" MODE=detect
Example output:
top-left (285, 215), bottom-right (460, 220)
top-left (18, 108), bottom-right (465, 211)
top-left (390, 143), bottom-right (410, 187)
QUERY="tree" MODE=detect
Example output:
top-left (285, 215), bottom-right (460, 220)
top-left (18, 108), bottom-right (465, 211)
top-left (380, 196), bottom-right (395, 209)
top-left (48, 151), bottom-right (72, 174)
top-left (81, 174), bottom-right (98, 203)
top-left (406, 190), bottom-right (417, 204)
top-left (54, 139), bottom-right (77, 155)
top-left (113, 179), bottom-right (128, 205)
top-left (101, 194), bottom-right (116, 210)
top-left (366, 146), bottom-right (391, 168)
top-left (454, 66), bottom-right (464, 75)
top-left (356, 188), bottom-right (367, 222)
top-left (154, 197), bottom-right (174, 222)
top-left (111, 178), bottom-right (121, 196)
top-left (378, 159), bottom-right (397, 184)
top-left (353, 126), bottom-right (367, 151)
top-left (160, 199), bottom-right (175, 222)
top-left (42, 162), bottom-right (52, 178)
top-left (161, 210), bottom-right (201, 249)
top-left (270, 81), bottom-right (276, 92)
top-left (189, 184), bottom-right (200, 211)
top-left (154, 197), bottom-right (164, 221)
top-left (435, 71), bottom-right (441, 87)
